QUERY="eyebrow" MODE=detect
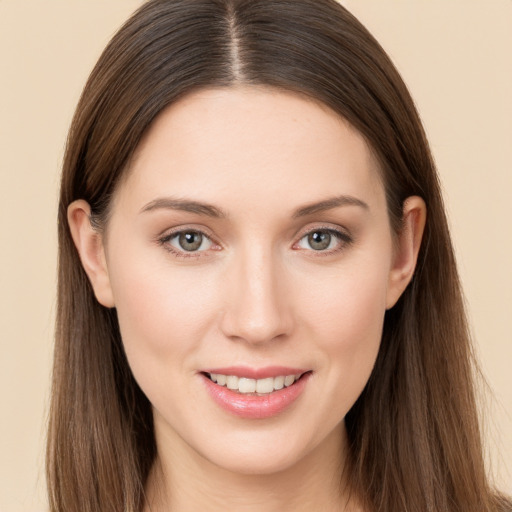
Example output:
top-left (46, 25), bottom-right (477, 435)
top-left (140, 194), bottom-right (369, 218)
top-left (140, 197), bottom-right (227, 218)
top-left (292, 195), bottom-right (369, 218)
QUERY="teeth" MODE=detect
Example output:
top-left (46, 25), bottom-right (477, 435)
top-left (226, 375), bottom-right (239, 390)
top-left (208, 373), bottom-right (303, 394)
top-left (284, 375), bottom-right (295, 387)
top-left (256, 377), bottom-right (274, 394)
top-left (274, 375), bottom-right (285, 390)
top-left (239, 378), bottom-right (256, 393)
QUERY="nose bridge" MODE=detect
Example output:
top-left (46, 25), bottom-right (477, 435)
top-left (220, 242), bottom-right (291, 344)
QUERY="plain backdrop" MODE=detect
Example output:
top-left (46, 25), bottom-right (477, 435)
top-left (0, 1), bottom-right (510, 510)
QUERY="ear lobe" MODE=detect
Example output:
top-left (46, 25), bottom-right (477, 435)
top-left (386, 196), bottom-right (427, 309)
top-left (67, 200), bottom-right (115, 308)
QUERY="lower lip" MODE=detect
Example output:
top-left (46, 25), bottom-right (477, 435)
top-left (201, 373), bottom-right (311, 419)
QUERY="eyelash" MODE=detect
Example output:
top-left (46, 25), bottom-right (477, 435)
top-left (157, 225), bottom-right (353, 259)
top-left (157, 228), bottom-right (219, 259)
top-left (293, 227), bottom-right (353, 256)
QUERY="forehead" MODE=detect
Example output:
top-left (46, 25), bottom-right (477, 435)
top-left (117, 86), bottom-right (385, 215)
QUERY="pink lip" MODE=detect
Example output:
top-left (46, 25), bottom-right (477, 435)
top-left (202, 366), bottom-right (308, 379)
top-left (200, 370), bottom-right (312, 420)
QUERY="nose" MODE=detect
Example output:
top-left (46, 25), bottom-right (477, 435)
top-left (219, 246), bottom-right (293, 345)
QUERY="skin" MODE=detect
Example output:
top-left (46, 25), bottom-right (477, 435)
top-left (68, 86), bottom-right (426, 512)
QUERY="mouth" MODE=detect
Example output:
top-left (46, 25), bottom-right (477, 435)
top-left (202, 371), bottom-right (310, 395)
top-left (200, 368), bottom-right (312, 419)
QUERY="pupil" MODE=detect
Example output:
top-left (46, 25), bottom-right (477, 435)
top-left (308, 231), bottom-right (331, 250)
top-left (179, 232), bottom-right (202, 251)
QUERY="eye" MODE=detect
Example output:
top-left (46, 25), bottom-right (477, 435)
top-left (295, 228), bottom-right (351, 252)
top-left (163, 230), bottom-right (214, 253)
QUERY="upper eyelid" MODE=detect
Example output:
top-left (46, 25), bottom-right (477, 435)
top-left (157, 223), bottom-right (352, 248)
top-left (295, 223), bottom-right (352, 240)
top-left (158, 224), bottom-right (349, 236)
top-left (158, 225), bottom-right (217, 242)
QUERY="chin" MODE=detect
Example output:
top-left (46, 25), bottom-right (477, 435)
top-left (193, 421), bottom-right (341, 477)
top-left (205, 444), bottom-right (308, 476)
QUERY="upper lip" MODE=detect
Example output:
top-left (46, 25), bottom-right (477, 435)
top-left (201, 366), bottom-right (309, 379)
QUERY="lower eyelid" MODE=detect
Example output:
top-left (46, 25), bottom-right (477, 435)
top-left (157, 227), bottom-right (352, 257)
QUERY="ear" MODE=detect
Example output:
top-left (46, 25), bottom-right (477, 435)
top-left (67, 200), bottom-right (115, 308)
top-left (386, 196), bottom-right (427, 309)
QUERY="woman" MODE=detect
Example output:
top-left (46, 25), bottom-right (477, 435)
top-left (46, 0), bottom-right (512, 511)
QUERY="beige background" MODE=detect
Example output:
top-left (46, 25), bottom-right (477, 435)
top-left (0, 1), bottom-right (510, 510)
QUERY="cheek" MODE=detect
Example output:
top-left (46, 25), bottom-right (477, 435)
top-left (296, 256), bottom-right (390, 402)
top-left (107, 252), bottom-right (219, 370)
top-left (300, 257), bottom-right (389, 344)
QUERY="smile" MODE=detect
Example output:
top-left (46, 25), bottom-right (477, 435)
top-left (207, 373), bottom-right (303, 395)
top-left (201, 368), bottom-right (312, 419)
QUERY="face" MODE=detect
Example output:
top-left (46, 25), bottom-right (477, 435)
top-left (94, 87), bottom-right (409, 475)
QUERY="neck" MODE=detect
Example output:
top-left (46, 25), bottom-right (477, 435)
top-left (144, 421), bottom-right (362, 512)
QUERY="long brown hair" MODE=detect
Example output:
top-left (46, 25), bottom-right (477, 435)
top-left (47, 1), bottom-right (511, 511)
